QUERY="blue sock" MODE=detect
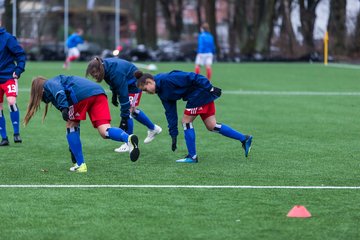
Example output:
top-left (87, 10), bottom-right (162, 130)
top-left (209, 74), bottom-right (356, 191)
top-left (106, 127), bottom-right (129, 142)
top-left (127, 117), bottom-right (134, 135)
top-left (133, 109), bottom-right (155, 130)
top-left (9, 104), bottom-right (20, 135)
top-left (183, 123), bottom-right (196, 158)
top-left (66, 127), bottom-right (84, 165)
top-left (218, 123), bottom-right (246, 142)
top-left (0, 110), bottom-right (7, 139)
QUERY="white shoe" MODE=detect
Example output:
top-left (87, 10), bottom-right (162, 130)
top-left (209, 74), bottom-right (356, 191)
top-left (114, 143), bottom-right (129, 153)
top-left (144, 125), bottom-right (162, 144)
top-left (128, 134), bottom-right (140, 162)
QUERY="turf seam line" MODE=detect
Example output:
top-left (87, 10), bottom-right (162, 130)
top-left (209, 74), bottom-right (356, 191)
top-left (0, 185), bottom-right (359, 189)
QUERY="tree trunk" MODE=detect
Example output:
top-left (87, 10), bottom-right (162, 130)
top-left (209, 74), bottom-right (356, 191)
top-left (299, 0), bottom-right (320, 54)
top-left (204, 0), bottom-right (217, 54)
top-left (255, 0), bottom-right (276, 54)
top-left (159, 0), bottom-right (184, 42)
top-left (354, 7), bottom-right (360, 54)
top-left (135, 0), bottom-right (145, 44)
top-left (144, 0), bottom-right (157, 49)
top-left (327, 0), bottom-right (346, 55)
top-left (280, 0), bottom-right (299, 56)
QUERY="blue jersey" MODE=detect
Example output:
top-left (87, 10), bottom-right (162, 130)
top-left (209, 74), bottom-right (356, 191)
top-left (42, 75), bottom-right (105, 111)
top-left (154, 70), bottom-right (219, 137)
top-left (103, 58), bottom-right (139, 118)
top-left (0, 27), bottom-right (26, 83)
top-left (66, 33), bottom-right (84, 48)
top-left (197, 31), bottom-right (215, 54)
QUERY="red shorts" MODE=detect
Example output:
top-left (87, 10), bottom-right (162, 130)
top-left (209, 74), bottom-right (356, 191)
top-left (0, 79), bottom-right (18, 102)
top-left (129, 92), bottom-right (142, 107)
top-left (184, 101), bottom-right (216, 121)
top-left (68, 94), bottom-right (111, 128)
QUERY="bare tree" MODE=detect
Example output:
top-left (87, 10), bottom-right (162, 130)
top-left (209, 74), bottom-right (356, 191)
top-left (159, 0), bottom-right (184, 42)
top-left (134, 0), bottom-right (157, 48)
top-left (279, 0), bottom-right (299, 56)
top-left (254, 0), bottom-right (276, 54)
top-left (299, 0), bottom-right (321, 54)
top-left (354, 4), bottom-right (360, 54)
top-left (327, 0), bottom-right (346, 55)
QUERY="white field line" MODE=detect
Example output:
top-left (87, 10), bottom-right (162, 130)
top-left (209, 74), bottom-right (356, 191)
top-left (327, 63), bottom-right (360, 70)
top-left (17, 88), bottom-right (360, 96)
top-left (0, 185), bottom-right (359, 189)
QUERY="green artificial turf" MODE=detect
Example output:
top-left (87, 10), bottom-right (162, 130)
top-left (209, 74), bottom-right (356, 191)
top-left (0, 61), bottom-right (359, 240)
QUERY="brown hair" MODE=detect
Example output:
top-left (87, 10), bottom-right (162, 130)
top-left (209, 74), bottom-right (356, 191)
top-left (134, 70), bottom-right (154, 89)
top-left (23, 76), bottom-right (49, 126)
top-left (86, 57), bottom-right (105, 82)
top-left (201, 23), bottom-right (210, 32)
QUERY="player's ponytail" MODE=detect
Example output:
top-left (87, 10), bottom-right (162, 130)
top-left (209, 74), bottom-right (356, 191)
top-left (23, 76), bottom-right (48, 126)
top-left (86, 56), bottom-right (105, 82)
top-left (134, 70), bottom-right (153, 89)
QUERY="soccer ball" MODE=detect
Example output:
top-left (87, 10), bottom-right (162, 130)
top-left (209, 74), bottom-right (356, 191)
top-left (147, 64), bottom-right (158, 71)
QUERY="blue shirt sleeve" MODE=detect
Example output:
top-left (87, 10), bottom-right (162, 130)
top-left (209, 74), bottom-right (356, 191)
top-left (7, 36), bottom-right (26, 77)
top-left (44, 79), bottom-right (69, 110)
top-left (161, 99), bottom-right (178, 138)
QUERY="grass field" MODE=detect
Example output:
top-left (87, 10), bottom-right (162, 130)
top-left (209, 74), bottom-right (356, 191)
top-left (0, 61), bottom-right (360, 240)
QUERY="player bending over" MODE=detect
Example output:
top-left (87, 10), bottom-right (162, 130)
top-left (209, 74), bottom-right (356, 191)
top-left (135, 70), bottom-right (252, 163)
top-left (23, 75), bottom-right (140, 172)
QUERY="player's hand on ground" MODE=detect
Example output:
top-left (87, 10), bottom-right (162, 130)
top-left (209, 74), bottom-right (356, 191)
top-left (171, 136), bottom-right (177, 151)
top-left (119, 117), bottom-right (128, 132)
top-left (111, 92), bottom-right (119, 107)
top-left (210, 86), bottom-right (222, 97)
top-left (61, 108), bottom-right (69, 121)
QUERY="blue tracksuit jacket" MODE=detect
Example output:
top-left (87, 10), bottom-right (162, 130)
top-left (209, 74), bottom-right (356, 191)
top-left (0, 27), bottom-right (26, 83)
top-left (42, 75), bottom-right (105, 111)
top-left (66, 33), bottom-right (84, 48)
top-left (197, 31), bottom-right (215, 54)
top-left (103, 58), bottom-right (140, 119)
top-left (154, 70), bottom-right (219, 137)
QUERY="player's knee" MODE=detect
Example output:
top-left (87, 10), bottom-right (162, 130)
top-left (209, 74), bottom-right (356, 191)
top-left (210, 123), bottom-right (222, 132)
top-left (182, 122), bottom-right (193, 130)
top-left (131, 108), bottom-right (140, 117)
top-left (8, 103), bottom-right (18, 112)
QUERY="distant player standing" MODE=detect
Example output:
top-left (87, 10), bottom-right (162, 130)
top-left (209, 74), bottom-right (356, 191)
top-left (86, 57), bottom-right (162, 153)
top-left (0, 25), bottom-right (26, 146)
top-left (194, 23), bottom-right (216, 80)
top-left (135, 70), bottom-right (253, 163)
top-left (23, 75), bottom-right (140, 172)
top-left (63, 28), bottom-right (84, 69)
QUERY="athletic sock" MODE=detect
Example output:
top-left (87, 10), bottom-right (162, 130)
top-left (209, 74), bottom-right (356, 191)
top-left (9, 104), bottom-right (20, 135)
top-left (183, 123), bottom-right (196, 158)
top-left (0, 110), bottom-right (7, 139)
top-left (106, 127), bottom-right (129, 142)
top-left (127, 117), bottom-right (134, 135)
top-left (66, 127), bottom-right (84, 166)
top-left (206, 67), bottom-right (212, 80)
top-left (195, 66), bottom-right (201, 74)
top-left (133, 109), bottom-right (155, 130)
top-left (218, 123), bottom-right (246, 142)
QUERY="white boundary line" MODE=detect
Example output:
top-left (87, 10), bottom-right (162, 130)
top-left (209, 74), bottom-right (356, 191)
top-left (223, 90), bottom-right (360, 96)
top-left (0, 185), bottom-right (359, 189)
top-left (17, 88), bottom-right (360, 96)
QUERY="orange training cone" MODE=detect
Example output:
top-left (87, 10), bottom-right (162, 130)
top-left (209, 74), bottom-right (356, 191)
top-left (287, 205), bottom-right (312, 218)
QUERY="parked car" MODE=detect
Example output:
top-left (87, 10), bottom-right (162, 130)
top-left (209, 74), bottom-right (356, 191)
top-left (27, 41), bottom-right (102, 61)
top-left (27, 42), bottom-right (65, 61)
top-left (102, 44), bottom-right (156, 62)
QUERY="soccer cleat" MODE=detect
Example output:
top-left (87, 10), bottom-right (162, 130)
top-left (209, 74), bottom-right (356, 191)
top-left (241, 135), bottom-right (253, 157)
top-left (128, 134), bottom-right (140, 162)
top-left (144, 125), bottom-right (162, 144)
top-left (0, 138), bottom-right (9, 146)
top-left (70, 163), bottom-right (87, 173)
top-left (14, 134), bottom-right (22, 143)
top-left (176, 155), bottom-right (198, 163)
top-left (114, 143), bottom-right (129, 153)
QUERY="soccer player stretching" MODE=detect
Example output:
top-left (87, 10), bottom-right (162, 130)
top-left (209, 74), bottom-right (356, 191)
top-left (0, 26), bottom-right (26, 146)
top-left (23, 75), bottom-right (140, 172)
top-left (86, 57), bottom-right (162, 153)
top-left (135, 70), bottom-right (252, 163)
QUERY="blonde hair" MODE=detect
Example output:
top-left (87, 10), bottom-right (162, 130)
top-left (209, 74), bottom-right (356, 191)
top-left (23, 76), bottom-right (49, 126)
